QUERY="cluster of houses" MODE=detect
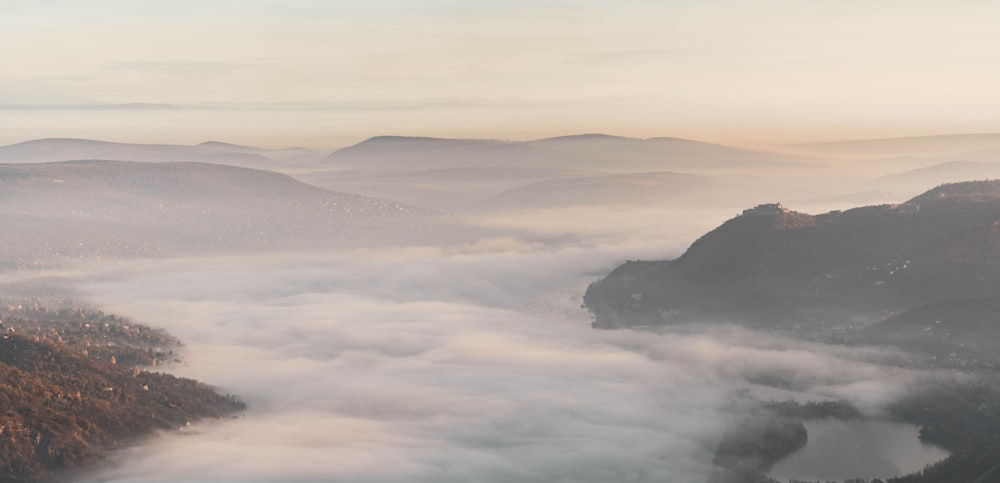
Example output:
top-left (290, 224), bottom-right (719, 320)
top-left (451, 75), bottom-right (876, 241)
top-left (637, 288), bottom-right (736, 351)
top-left (741, 202), bottom-right (791, 216)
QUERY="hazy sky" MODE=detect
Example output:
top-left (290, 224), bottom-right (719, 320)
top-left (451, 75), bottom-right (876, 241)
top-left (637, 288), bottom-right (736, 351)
top-left (3, 1), bottom-right (1000, 146)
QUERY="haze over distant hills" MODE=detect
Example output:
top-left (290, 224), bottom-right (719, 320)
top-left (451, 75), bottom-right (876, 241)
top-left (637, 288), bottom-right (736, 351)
top-left (5, 132), bottom-right (1000, 258)
top-left (479, 171), bottom-right (741, 211)
top-left (0, 160), bottom-right (441, 267)
top-left (316, 131), bottom-right (1000, 216)
top-left (0, 138), bottom-right (326, 170)
top-left (301, 165), bottom-right (598, 212)
top-left (787, 132), bottom-right (1000, 159)
top-left (325, 134), bottom-right (813, 172)
top-left (11, 133), bottom-right (999, 219)
top-left (308, 133), bottom-right (836, 213)
top-left (873, 159), bottom-right (1000, 195)
top-left (6, 131), bottom-right (1000, 483)
top-left (308, 132), bottom-right (1000, 217)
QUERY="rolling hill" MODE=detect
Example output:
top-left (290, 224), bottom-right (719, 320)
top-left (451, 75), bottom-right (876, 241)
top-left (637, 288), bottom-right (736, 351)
top-left (308, 134), bottom-right (834, 215)
top-left (0, 139), bottom-right (325, 170)
top-left (300, 166), bottom-right (595, 212)
top-left (0, 160), bottom-right (442, 267)
top-left (324, 134), bottom-right (814, 173)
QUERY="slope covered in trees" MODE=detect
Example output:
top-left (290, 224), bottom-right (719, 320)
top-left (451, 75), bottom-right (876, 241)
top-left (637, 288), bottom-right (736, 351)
top-left (0, 302), bottom-right (244, 482)
top-left (584, 181), bottom-right (1000, 330)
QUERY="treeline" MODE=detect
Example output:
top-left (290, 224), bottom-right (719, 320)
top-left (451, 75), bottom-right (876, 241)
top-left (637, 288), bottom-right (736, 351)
top-left (765, 400), bottom-right (864, 421)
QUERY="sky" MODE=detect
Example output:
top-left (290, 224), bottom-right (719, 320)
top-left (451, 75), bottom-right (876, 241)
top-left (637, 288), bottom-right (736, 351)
top-left (3, 0), bottom-right (1000, 147)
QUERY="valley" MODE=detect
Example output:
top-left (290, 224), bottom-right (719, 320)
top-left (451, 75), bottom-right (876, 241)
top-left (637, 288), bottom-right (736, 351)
top-left (2, 133), bottom-right (1000, 482)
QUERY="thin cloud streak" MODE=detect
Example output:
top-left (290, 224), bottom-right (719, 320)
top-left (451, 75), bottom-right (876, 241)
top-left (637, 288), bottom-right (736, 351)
top-left (103, 61), bottom-right (247, 78)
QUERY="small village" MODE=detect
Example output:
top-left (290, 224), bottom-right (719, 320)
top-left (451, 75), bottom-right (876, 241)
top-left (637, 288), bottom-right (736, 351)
top-left (0, 299), bottom-right (180, 367)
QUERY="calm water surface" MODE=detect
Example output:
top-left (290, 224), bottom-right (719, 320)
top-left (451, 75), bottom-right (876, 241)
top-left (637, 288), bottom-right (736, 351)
top-left (770, 419), bottom-right (949, 482)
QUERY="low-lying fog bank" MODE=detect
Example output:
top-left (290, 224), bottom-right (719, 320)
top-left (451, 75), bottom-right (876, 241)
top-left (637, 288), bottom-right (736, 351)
top-left (5, 233), bottom-right (931, 483)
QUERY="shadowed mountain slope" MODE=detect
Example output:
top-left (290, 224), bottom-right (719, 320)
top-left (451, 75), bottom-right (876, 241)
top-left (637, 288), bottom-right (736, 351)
top-left (856, 297), bottom-right (1000, 366)
top-left (584, 180), bottom-right (1000, 329)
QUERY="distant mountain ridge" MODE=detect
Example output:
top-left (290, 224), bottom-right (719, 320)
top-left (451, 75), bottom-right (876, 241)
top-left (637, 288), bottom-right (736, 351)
top-left (310, 134), bottom-right (822, 212)
top-left (0, 138), bottom-right (326, 169)
top-left (324, 134), bottom-right (813, 172)
top-left (584, 180), bottom-right (1000, 329)
top-left (787, 132), bottom-right (1000, 158)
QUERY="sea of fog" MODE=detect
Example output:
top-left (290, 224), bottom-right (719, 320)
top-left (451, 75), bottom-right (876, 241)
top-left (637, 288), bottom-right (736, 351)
top-left (22, 220), bottom-right (937, 483)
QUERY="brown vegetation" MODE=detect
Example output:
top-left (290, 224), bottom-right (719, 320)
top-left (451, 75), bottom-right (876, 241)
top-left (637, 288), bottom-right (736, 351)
top-left (0, 302), bottom-right (244, 483)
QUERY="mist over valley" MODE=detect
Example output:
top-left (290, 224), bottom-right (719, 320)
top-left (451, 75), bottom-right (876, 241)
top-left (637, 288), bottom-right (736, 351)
top-left (8, 3), bottom-right (1000, 480)
top-left (1, 129), bottom-right (1000, 482)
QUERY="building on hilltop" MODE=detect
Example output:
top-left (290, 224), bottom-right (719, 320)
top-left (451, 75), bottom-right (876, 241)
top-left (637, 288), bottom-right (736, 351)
top-left (742, 203), bottom-right (790, 216)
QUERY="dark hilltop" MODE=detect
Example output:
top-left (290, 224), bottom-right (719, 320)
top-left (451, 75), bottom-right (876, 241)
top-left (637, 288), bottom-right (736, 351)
top-left (584, 180), bottom-right (1000, 332)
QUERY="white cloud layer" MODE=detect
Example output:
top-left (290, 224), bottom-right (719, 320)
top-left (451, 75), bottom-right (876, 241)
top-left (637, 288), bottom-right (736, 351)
top-left (36, 230), bottom-right (933, 483)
